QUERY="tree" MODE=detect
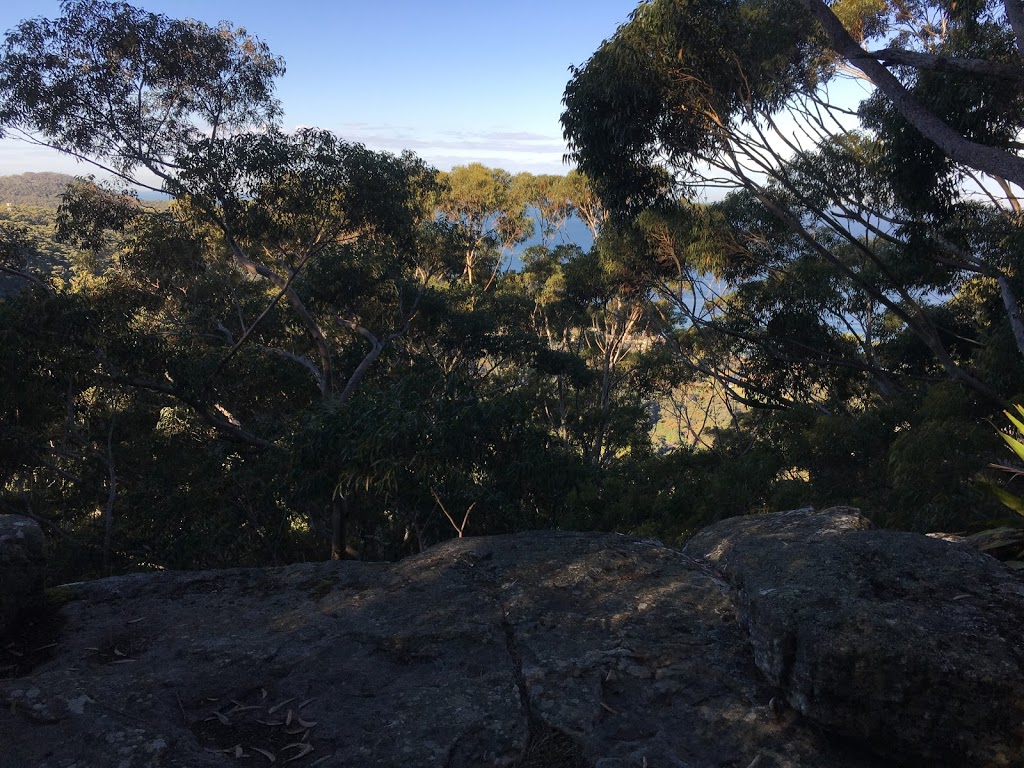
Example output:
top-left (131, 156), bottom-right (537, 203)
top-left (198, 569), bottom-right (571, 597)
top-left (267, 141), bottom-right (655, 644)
top-left (561, 0), bottom-right (1024, 530)
top-left (0, 1), bottom-right (462, 562)
top-left (436, 163), bottom-right (533, 288)
top-left (563, 0), bottom-right (1024, 402)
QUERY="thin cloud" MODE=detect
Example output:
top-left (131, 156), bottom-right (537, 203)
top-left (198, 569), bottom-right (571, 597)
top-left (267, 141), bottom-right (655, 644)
top-left (319, 122), bottom-right (571, 171)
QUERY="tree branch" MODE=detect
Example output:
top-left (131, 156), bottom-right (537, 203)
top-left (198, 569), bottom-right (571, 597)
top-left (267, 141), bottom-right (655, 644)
top-left (803, 0), bottom-right (1024, 187)
top-left (857, 47), bottom-right (1024, 84)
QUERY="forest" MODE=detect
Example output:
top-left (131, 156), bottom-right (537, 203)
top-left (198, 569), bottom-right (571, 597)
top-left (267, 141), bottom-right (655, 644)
top-left (1, 0), bottom-right (1023, 582)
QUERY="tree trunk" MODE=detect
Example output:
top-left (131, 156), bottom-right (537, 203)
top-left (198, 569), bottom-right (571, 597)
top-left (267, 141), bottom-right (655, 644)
top-left (1005, 0), bottom-right (1024, 57)
top-left (102, 420), bottom-right (117, 574)
top-left (330, 496), bottom-right (347, 561)
top-left (998, 273), bottom-right (1024, 359)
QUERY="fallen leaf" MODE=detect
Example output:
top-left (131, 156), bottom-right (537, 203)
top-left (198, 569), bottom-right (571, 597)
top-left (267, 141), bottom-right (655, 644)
top-left (282, 743), bottom-right (314, 762)
top-left (296, 716), bottom-right (317, 728)
top-left (267, 697), bottom-right (295, 715)
top-left (250, 745), bottom-right (276, 763)
top-left (126, 617), bottom-right (145, 625)
top-left (113, 648), bottom-right (125, 657)
top-left (297, 697), bottom-right (316, 710)
top-left (285, 708), bottom-right (293, 726)
top-left (215, 711), bottom-right (231, 725)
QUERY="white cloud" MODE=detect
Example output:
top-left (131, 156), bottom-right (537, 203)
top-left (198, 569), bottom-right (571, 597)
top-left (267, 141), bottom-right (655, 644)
top-left (318, 122), bottom-right (573, 173)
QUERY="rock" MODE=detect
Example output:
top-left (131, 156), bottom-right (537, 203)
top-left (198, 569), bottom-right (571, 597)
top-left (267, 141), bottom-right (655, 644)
top-left (683, 506), bottom-right (1024, 767)
top-left (0, 529), bottom-right (887, 768)
top-left (0, 515), bottom-right (46, 638)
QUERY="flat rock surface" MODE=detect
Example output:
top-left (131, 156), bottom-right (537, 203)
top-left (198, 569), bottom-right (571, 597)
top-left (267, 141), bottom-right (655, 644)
top-left (684, 507), bottom-right (1024, 767)
top-left (0, 530), bottom-right (886, 768)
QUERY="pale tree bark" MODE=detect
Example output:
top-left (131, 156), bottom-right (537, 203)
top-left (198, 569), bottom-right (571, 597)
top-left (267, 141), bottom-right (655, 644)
top-left (225, 237), bottom-right (335, 399)
top-left (1005, 0), bottom-right (1024, 57)
top-left (998, 274), bottom-right (1024, 358)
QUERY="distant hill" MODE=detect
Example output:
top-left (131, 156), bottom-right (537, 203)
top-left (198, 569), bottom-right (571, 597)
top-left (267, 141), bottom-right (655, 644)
top-left (0, 172), bottom-right (79, 207)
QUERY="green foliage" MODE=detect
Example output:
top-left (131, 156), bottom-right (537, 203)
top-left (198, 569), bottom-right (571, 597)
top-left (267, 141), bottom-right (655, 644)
top-left (0, 172), bottom-right (79, 206)
top-left (2, 0), bottom-right (1023, 582)
top-left (970, 405), bottom-right (1024, 567)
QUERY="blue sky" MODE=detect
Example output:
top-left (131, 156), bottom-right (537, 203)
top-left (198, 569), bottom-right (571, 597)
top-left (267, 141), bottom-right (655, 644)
top-left (0, 1), bottom-right (637, 176)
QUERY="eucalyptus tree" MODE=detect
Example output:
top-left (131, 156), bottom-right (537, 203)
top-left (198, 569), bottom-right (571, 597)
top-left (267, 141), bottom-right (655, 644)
top-left (562, 0), bottom-right (1024, 408)
top-left (0, 0), bottom-right (466, 564)
top-left (435, 163), bottom-right (534, 289)
top-left (559, 0), bottom-right (1024, 529)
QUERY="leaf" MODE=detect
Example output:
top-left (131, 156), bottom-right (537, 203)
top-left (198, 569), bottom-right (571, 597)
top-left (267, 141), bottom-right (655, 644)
top-left (999, 430), bottom-right (1024, 463)
top-left (282, 743), bottom-right (314, 762)
top-left (1006, 405), bottom-right (1024, 435)
top-left (250, 746), bottom-right (276, 763)
top-left (215, 711), bottom-right (231, 725)
top-left (267, 697), bottom-right (295, 715)
top-left (967, 526), bottom-right (1024, 551)
top-left (978, 479), bottom-right (1024, 517)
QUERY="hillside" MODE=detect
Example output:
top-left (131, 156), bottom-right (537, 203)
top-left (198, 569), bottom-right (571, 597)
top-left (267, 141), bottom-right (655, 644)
top-left (0, 171), bottom-right (78, 207)
top-left (0, 175), bottom-right (81, 296)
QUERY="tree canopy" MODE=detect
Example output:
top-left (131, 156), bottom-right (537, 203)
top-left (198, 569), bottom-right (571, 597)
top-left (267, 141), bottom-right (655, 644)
top-left (0, 0), bottom-right (1021, 581)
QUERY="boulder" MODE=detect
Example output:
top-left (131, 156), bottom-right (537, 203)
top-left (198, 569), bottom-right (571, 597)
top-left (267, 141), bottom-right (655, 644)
top-left (683, 506), bottom-right (1024, 767)
top-left (0, 529), bottom-right (885, 768)
top-left (4, 509), bottom-right (1021, 768)
top-left (0, 514), bottom-right (46, 638)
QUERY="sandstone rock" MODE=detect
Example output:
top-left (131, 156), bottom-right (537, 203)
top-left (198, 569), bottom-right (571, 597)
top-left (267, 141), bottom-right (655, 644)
top-left (0, 514), bottom-right (46, 639)
top-left (684, 507), bottom-right (1024, 767)
top-left (0, 530), bottom-right (886, 768)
